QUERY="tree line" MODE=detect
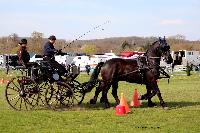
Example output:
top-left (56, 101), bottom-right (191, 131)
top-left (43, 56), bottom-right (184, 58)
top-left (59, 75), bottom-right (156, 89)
top-left (0, 32), bottom-right (199, 55)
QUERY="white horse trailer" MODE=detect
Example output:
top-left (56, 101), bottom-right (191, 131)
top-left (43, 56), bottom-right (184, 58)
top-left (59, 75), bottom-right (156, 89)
top-left (171, 50), bottom-right (200, 66)
top-left (71, 53), bottom-right (119, 71)
top-left (71, 56), bottom-right (90, 71)
top-left (55, 55), bottom-right (75, 67)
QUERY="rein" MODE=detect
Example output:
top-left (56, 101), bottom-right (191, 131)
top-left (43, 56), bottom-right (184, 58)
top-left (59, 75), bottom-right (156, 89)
top-left (115, 56), bottom-right (170, 81)
top-left (115, 56), bottom-right (160, 78)
top-left (147, 57), bottom-right (171, 83)
top-left (116, 69), bottom-right (139, 78)
top-left (148, 57), bottom-right (161, 59)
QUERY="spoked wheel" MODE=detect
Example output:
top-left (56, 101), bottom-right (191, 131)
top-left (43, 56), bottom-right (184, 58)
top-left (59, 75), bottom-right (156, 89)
top-left (45, 81), bottom-right (74, 111)
top-left (36, 81), bottom-right (50, 107)
top-left (5, 76), bottom-right (39, 111)
top-left (69, 80), bottom-right (85, 105)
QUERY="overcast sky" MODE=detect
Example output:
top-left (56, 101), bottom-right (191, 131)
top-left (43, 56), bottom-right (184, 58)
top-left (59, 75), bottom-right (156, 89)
top-left (0, 0), bottom-right (199, 40)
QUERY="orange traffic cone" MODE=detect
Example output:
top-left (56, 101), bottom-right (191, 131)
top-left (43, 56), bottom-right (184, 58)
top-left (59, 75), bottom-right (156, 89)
top-left (119, 93), bottom-right (131, 113)
top-left (130, 89), bottom-right (141, 107)
top-left (1, 78), bottom-right (4, 85)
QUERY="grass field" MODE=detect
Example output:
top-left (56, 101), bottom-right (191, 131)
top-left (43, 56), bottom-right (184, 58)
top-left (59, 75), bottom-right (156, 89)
top-left (0, 69), bottom-right (200, 133)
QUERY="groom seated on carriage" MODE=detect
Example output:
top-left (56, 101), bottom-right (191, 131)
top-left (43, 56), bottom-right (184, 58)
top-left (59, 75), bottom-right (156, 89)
top-left (17, 38), bottom-right (38, 78)
top-left (17, 39), bottom-right (30, 66)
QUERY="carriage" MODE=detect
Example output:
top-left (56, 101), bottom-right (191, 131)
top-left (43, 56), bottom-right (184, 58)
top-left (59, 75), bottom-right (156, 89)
top-left (5, 59), bottom-right (93, 111)
top-left (5, 37), bottom-right (172, 111)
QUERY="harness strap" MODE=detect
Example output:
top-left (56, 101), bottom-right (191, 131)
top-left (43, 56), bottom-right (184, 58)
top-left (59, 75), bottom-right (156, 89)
top-left (116, 69), bottom-right (139, 78)
top-left (148, 56), bottom-right (161, 59)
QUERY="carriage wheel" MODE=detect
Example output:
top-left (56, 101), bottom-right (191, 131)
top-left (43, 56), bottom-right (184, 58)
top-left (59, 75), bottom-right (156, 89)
top-left (36, 81), bottom-right (50, 107)
top-left (70, 80), bottom-right (85, 105)
top-left (5, 76), bottom-right (39, 111)
top-left (45, 81), bottom-right (74, 111)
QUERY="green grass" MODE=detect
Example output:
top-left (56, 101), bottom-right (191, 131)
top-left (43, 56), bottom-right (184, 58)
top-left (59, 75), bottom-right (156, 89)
top-left (0, 70), bottom-right (200, 133)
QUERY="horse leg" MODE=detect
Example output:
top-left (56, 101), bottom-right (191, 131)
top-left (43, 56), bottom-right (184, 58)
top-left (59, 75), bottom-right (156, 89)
top-left (139, 84), bottom-right (149, 100)
top-left (146, 83), bottom-right (167, 108)
top-left (138, 84), bottom-right (156, 107)
top-left (98, 81), bottom-right (111, 108)
top-left (99, 81), bottom-right (112, 103)
top-left (102, 87), bottom-right (111, 108)
top-left (139, 93), bottom-right (148, 100)
top-left (146, 85), bottom-right (157, 107)
top-left (156, 88), bottom-right (167, 108)
top-left (89, 82), bottom-right (103, 104)
top-left (111, 81), bottom-right (120, 105)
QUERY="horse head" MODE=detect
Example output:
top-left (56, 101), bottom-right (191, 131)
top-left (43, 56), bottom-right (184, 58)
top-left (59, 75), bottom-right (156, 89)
top-left (146, 36), bottom-right (173, 64)
top-left (146, 37), bottom-right (173, 65)
top-left (158, 36), bottom-right (173, 64)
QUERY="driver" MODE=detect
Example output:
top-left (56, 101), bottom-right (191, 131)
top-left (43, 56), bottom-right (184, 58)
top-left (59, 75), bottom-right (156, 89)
top-left (43, 35), bottom-right (68, 77)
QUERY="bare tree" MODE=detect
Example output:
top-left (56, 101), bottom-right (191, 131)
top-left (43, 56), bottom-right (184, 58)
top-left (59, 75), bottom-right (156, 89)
top-left (30, 31), bottom-right (44, 54)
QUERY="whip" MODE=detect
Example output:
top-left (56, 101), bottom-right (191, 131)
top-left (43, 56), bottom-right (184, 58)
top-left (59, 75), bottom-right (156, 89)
top-left (63, 20), bottom-right (111, 49)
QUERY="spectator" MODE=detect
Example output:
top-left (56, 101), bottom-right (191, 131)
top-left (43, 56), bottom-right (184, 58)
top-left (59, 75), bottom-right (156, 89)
top-left (85, 64), bottom-right (91, 75)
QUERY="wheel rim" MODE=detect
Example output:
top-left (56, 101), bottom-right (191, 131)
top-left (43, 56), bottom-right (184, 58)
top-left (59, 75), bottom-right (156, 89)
top-left (5, 76), bottom-right (39, 111)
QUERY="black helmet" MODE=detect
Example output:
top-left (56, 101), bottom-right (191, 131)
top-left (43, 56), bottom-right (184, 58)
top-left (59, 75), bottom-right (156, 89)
top-left (48, 35), bottom-right (56, 40)
top-left (19, 39), bottom-right (27, 45)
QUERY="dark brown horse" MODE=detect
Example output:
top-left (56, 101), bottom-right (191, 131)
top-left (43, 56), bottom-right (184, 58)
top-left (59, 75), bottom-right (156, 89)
top-left (86, 37), bottom-right (173, 109)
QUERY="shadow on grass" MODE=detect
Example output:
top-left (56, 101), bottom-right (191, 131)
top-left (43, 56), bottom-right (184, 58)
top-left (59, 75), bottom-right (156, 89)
top-left (166, 101), bottom-right (200, 109)
top-left (78, 100), bottom-right (200, 110)
top-left (34, 100), bottom-right (200, 112)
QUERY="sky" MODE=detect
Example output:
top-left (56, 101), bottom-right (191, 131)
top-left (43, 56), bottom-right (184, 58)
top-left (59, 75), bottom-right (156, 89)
top-left (0, 0), bottom-right (199, 41)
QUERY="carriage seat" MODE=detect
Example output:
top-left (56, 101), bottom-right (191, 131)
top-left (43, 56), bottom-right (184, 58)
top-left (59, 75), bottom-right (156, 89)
top-left (14, 62), bottom-right (38, 70)
top-left (14, 65), bottom-right (27, 70)
top-left (14, 62), bottom-right (39, 78)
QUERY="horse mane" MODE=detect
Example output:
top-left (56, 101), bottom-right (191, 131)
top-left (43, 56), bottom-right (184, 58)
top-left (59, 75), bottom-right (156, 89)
top-left (145, 40), bottom-right (159, 56)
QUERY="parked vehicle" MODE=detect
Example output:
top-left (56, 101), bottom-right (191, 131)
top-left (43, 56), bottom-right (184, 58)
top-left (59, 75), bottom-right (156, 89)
top-left (171, 50), bottom-right (200, 66)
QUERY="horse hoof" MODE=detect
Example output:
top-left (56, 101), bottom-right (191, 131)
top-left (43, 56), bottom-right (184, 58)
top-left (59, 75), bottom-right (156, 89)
top-left (90, 99), bottom-right (96, 104)
top-left (148, 102), bottom-right (157, 107)
top-left (161, 102), bottom-right (168, 109)
top-left (163, 106), bottom-right (169, 110)
top-left (105, 103), bottom-right (110, 108)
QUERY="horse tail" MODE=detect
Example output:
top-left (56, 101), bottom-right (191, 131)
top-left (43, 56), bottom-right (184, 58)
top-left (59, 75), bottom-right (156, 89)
top-left (82, 62), bottom-right (104, 93)
top-left (89, 62), bottom-right (104, 82)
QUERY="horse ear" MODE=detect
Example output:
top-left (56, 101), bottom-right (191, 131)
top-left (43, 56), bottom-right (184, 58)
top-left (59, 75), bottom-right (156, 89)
top-left (159, 37), bottom-right (162, 42)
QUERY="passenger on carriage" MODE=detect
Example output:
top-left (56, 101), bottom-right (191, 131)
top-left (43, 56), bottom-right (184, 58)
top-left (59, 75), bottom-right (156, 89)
top-left (17, 39), bottom-right (30, 66)
top-left (43, 35), bottom-right (69, 77)
top-left (17, 39), bottom-right (38, 78)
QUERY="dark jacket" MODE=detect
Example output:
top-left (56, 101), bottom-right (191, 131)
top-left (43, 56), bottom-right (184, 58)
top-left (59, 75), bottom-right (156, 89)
top-left (43, 41), bottom-right (56, 60)
top-left (17, 46), bottom-right (30, 65)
